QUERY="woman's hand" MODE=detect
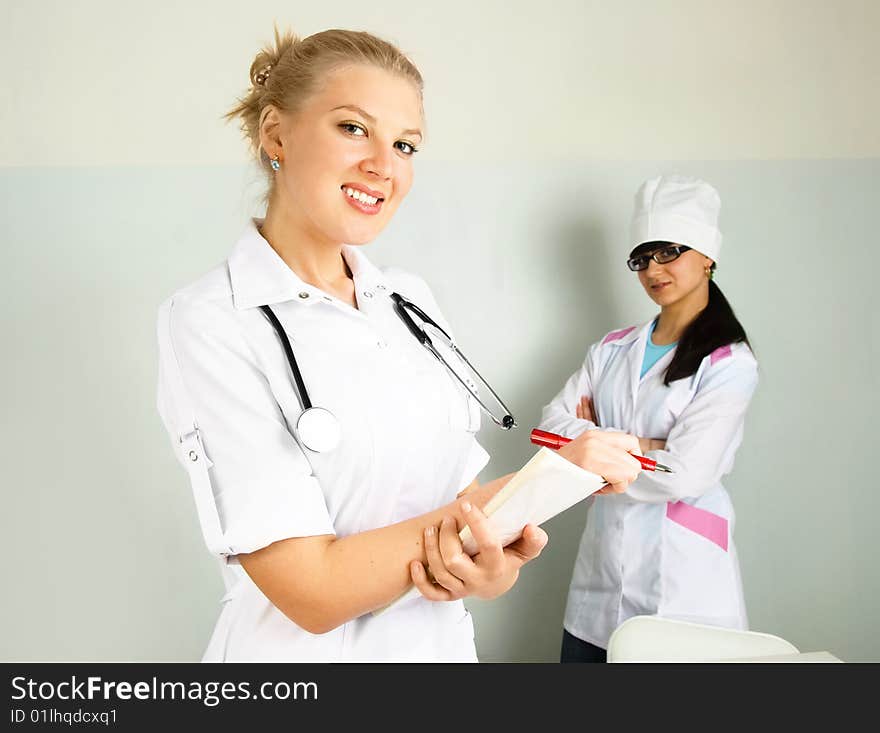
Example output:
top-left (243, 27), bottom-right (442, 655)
top-left (639, 437), bottom-right (666, 453)
top-left (576, 395), bottom-right (596, 424)
top-left (410, 500), bottom-right (547, 602)
top-left (557, 429), bottom-right (642, 494)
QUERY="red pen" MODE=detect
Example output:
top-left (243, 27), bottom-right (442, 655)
top-left (530, 428), bottom-right (674, 473)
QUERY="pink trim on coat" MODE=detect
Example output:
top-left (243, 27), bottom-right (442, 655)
top-left (666, 501), bottom-right (729, 551)
top-left (602, 326), bottom-right (637, 345)
top-left (710, 344), bottom-right (733, 365)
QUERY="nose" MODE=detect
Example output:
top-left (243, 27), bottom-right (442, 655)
top-left (360, 139), bottom-right (393, 180)
top-left (645, 258), bottom-right (665, 278)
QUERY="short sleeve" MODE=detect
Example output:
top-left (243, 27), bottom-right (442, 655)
top-left (459, 435), bottom-right (491, 490)
top-left (157, 295), bottom-right (335, 559)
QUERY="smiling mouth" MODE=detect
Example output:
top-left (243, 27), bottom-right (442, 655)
top-left (341, 185), bottom-right (385, 206)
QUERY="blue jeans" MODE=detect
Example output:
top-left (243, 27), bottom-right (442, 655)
top-left (560, 629), bottom-right (607, 663)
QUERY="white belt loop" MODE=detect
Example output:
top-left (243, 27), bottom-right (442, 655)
top-left (180, 429), bottom-right (228, 557)
top-left (180, 429), bottom-right (214, 469)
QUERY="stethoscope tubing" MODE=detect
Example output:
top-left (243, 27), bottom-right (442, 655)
top-left (391, 292), bottom-right (515, 430)
top-left (261, 292), bottom-right (516, 451)
top-left (260, 304), bottom-right (312, 410)
top-left (422, 338), bottom-right (515, 430)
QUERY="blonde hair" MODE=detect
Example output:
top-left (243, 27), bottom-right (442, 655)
top-left (226, 27), bottom-right (424, 173)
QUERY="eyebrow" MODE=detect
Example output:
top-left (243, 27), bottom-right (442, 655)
top-left (330, 104), bottom-right (423, 141)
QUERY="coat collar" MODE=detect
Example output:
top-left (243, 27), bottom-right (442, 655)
top-left (603, 319), bottom-right (655, 347)
top-left (227, 218), bottom-right (392, 310)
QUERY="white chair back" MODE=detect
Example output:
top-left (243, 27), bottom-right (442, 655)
top-left (607, 615), bottom-right (799, 662)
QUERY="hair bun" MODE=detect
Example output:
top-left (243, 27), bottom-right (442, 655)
top-left (254, 64), bottom-right (272, 86)
top-left (248, 27), bottom-right (301, 88)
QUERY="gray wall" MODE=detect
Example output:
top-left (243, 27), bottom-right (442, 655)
top-left (2, 160), bottom-right (877, 662)
top-left (2, 1), bottom-right (878, 662)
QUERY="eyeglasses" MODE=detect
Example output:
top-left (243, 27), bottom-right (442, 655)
top-left (627, 244), bottom-right (692, 271)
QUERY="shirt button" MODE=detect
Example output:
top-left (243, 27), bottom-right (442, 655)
top-left (298, 292), bottom-right (310, 299)
top-left (363, 290), bottom-right (374, 298)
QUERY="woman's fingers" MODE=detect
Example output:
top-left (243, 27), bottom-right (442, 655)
top-left (504, 524), bottom-right (548, 565)
top-left (424, 521), bottom-right (466, 596)
top-left (460, 501), bottom-right (505, 575)
top-left (414, 507), bottom-right (550, 603)
top-left (581, 396), bottom-right (595, 423)
top-left (591, 429), bottom-right (641, 455)
top-left (415, 504), bottom-right (547, 603)
top-left (576, 395), bottom-right (594, 422)
top-left (558, 430), bottom-right (642, 486)
top-left (437, 516), bottom-right (470, 592)
top-left (598, 448), bottom-right (642, 486)
top-left (410, 560), bottom-right (455, 601)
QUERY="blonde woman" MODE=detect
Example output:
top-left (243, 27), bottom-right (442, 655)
top-left (157, 27), bottom-right (642, 662)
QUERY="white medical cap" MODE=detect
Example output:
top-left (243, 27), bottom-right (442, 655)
top-left (630, 174), bottom-right (723, 263)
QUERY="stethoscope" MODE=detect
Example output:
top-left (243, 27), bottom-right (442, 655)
top-left (259, 293), bottom-right (515, 453)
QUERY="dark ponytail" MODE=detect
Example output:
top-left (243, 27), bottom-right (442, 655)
top-left (664, 276), bottom-right (751, 385)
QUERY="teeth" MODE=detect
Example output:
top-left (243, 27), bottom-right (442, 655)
top-left (345, 187), bottom-right (379, 206)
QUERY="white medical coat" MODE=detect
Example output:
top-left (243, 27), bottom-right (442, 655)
top-left (540, 320), bottom-right (758, 648)
top-left (157, 220), bottom-right (489, 661)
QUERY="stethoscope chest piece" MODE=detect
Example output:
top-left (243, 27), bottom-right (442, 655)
top-left (296, 406), bottom-right (341, 453)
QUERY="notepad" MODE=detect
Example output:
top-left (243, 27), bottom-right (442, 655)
top-left (374, 447), bottom-right (608, 614)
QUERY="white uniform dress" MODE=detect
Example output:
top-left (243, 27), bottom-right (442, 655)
top-left (540, 320), bottom-right (758, 649)
top-left (157, 219), bottom-right (489, 662)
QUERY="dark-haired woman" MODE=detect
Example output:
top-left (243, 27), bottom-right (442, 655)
top-left (540, 175), bottom-right (758, 663)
